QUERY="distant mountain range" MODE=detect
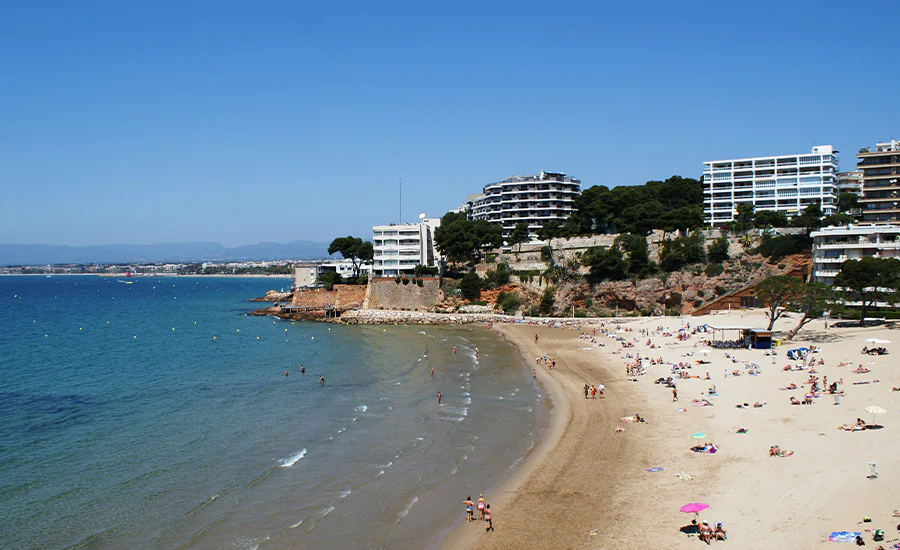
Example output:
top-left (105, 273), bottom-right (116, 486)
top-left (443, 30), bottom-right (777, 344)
top-left (0, 241), bottom-right (330, 266)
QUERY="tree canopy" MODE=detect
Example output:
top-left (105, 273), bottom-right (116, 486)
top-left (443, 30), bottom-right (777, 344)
top-left (328, 236), bottom-right (374, 276)
top-left (567, 176), bottom-right (703, 235)
top-left (433, 212), bottom-right (503, 266)
top-left (785, 282), bottom-right (831, 340)
top-left (834, 257), bottom-right (900, 323)
top-left (755, 275), bottom-right (803, 330)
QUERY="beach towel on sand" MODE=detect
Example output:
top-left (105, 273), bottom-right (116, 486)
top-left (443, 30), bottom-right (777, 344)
top-left (828, 531), bottom-right (860, 542)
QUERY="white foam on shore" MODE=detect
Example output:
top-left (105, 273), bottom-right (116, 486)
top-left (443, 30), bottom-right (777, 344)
top-left (289, 520), bottom-right (303, 529)
top-left (278, 448), bottom-right (307, 467)
top-left (397, 495), bottom-right (419, 521)
top-left (339, 488), bottom-right (352, 499)
top-left (355, 405), bottom-right (367, 413)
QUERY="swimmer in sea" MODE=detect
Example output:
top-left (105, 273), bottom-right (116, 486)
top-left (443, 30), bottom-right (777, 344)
top-left (300, 365), bottom-right (305, 374)
top-left (319, 376), bottom-right (325, 385)
top-left (284, 370), bottom-right (289, 377)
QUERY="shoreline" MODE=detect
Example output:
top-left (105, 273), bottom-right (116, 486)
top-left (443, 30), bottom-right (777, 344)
top-left (439, 321), bottom-right (665, 549)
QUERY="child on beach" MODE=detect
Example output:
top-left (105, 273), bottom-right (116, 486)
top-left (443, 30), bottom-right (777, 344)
top-left (483, 504), bottom-right (493, 532)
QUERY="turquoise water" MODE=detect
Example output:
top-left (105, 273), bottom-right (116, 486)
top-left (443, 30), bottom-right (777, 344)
top-left (0, 276), bottom-right (542, 549)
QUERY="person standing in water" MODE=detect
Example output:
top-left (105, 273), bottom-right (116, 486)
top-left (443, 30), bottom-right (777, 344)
top-left (300, 365), bottom-right (305, 374)
top-left (437, 392), bottom-right (442, 405)
top-left (284, 370), bottom-right (289, 378)
top-left (319, 376), bottom-right (325, 385)
top-left (430, 367), bottom-right (435, 376)
top-left (453, 345), bottom-right (457, 354)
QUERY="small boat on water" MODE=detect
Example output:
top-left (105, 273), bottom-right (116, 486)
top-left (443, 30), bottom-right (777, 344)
top-left (116, 279), bottom-right (134, 285)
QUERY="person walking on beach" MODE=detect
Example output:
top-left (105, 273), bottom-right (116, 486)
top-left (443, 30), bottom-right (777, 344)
top-left (584, 384), bottom-right (589, 399)
top-left (463, 496), bottom-right (475, 522)
top-left (483, 504), bottom-right (493, 532)
top-left (534, 334), bottom-right (539, 344)
top-left (476, 494), bottom-right (486, 519)
top-left (672, 387), bottom-right (678, 402)
top-left (590, 385), bottom-right (597, 399)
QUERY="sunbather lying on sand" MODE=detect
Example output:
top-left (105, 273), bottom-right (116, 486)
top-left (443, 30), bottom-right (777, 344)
top-left (790, 396), bottom-right (801, 405)
top-left (691, 443), bottom-right (718, 454)
top-left (780, 383), bottom-right (798, 390)
top-left (852, 366), bottom-right (871, 374)
top-left (692, 398), bottom-right (713, 407)
top-left (769, 445), bottom-right (793, 457)
top-left (839, 420), bottom-right (866, 431)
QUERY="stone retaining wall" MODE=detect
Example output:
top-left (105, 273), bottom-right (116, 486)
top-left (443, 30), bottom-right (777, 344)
top-left (366, 278), bottom-right (442, 311)
top-left (339, 309), bottom-right (609, 326)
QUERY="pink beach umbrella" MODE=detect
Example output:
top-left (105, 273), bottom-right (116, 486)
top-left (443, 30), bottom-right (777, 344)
top-left (680, 502), bottom-right (710, 514)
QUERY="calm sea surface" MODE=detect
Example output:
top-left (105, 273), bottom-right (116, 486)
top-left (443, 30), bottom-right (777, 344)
top-left (0, 276), bottom-right (544, 549)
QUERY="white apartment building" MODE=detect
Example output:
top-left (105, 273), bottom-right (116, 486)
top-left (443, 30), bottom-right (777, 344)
top-left (372, 218), bottom-right (441, 277)
top-left (293, 260), bottom-right (372, 289)
top-left (810, 224), bottom-right (900, 285)
top-left (703, 145), bottom-right (839, 226)
top-left (468, 171), bottom-right (581, 236)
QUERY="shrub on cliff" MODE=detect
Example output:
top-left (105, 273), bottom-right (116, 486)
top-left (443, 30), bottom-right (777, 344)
top-left (706, 237), bottom-right (729, 264)
top-left (704, 263), bottom-right (724, 277)
top-left (495, 291), bottom-right (521, 313)
top-left (459, 273), bottom-right (482, 300)
top-left (485, 262), bottom-right (511, 289)
top-left (539, 286), bottom-right (556, 315)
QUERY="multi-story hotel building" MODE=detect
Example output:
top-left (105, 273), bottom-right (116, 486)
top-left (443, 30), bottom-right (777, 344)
top-left (703, 146), bottom-right (839, 227)
top-left (468, 171), bottom-right (581, 236)
top-left (810, 224), bottom-right (900, 285)
top-left (371, 218), bottom-right (441, 277)
top-left (858, 140), bottom-right (900, 223)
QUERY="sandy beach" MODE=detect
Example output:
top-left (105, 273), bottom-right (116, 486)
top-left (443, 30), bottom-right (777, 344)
top-left (442, 311), bottom-right (900, 549)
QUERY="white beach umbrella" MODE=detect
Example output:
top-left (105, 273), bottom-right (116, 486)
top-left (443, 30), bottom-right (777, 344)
top-left (697, 349), bottom-right (713, 355)
top-left (866, 405), bottom-right (887, 426)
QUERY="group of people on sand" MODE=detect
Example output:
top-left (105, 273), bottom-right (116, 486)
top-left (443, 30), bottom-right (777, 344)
top-left (693, 519), bottom-right (727, 544)
top-left (463, 494), bottom-right (493, 532)
top-left (583, 383), bottom-right (604, 399)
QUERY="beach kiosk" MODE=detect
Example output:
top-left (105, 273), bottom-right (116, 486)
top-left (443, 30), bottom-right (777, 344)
top-left (707, 325), bottom-right (772, 349)
top-left (743, 328), bottom-right (772, 349)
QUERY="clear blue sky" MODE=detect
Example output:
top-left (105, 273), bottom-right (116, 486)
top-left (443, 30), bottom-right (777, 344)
top-left (2, 1), bottom-right (897, 246)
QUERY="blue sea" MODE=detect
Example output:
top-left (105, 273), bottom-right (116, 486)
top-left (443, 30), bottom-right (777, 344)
top-left (0, 276), bottom-right (544, 549)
